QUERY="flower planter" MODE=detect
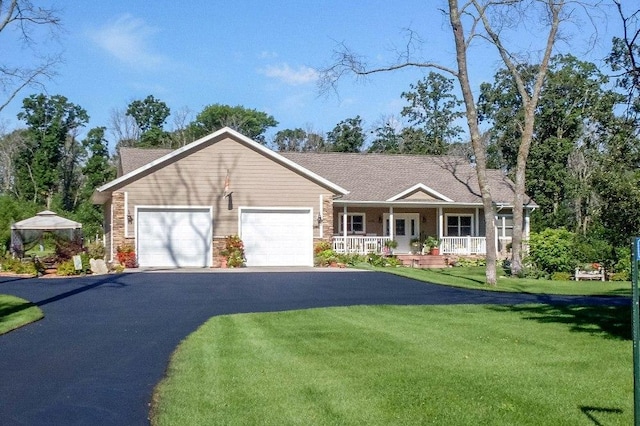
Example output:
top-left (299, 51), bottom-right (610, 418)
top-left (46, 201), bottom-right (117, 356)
top-left (429, 248), bottom-right (440, 256)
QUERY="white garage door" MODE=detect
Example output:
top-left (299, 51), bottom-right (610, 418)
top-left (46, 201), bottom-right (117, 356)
top-left (240, 208), bottom-right (313, 267)
top-left (137, 208), bottom-right (212, 268)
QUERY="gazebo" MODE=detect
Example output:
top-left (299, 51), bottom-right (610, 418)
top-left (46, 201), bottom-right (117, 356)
top-left (10, 210), bottom-right (82, 258)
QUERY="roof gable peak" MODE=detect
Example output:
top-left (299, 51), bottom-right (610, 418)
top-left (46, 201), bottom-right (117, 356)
top-left (387, 183), bottom-right (454, 202)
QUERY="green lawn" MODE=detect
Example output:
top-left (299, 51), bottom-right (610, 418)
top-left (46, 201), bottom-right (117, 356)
top-left (151, 304), bottom-right (632, 425)
top-left (0, 294), bottom-right (43, 334)
top-left (359, 265), bottom-right (632, 297)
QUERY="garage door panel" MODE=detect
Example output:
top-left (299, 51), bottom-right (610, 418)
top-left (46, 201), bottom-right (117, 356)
top-left (137, 208), bottom-right (212, 268)
top-left (241, 209), bottom-right (313, 267)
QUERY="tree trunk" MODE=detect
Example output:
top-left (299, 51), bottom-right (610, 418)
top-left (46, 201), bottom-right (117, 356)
top-left (449, 0), bottom-right (497, 285)
top-left (509, 105), bottom-right (535, 276)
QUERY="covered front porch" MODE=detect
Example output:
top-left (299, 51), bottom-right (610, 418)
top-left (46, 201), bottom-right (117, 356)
top-left (330, 203), bottom-right (523, 256)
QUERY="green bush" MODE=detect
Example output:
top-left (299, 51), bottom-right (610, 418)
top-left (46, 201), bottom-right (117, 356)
top-left (613, 246), bottom-right (631, 281)
top-left (55, 253), bottom-right (90, 276)
top-left (0, 256), bottom-right (37, 275)
top-left (551, 271), bottom-right (572, 281)
top-left (366, 253), bottom-right (401, 267)
top-left (528, 228), bottom-right (577, 274)
top-left (315, 249), bottom-right (338, 266)
top-left (86, 241), bottom-right (105, 259)
top-left (336, 253), bottom-right (364, 266)
top-left (314, 241), bottom-right (332, 254)
top-left (56, 259), bottom-right (77, 276)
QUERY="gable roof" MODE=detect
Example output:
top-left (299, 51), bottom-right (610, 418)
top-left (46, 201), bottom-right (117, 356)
top-left (280, 152), bottom-right (531, 206)
top-left (101, 129), bottom-right (533, 207)
top-left (386, 183), bottom-right (454, 202)
top-left (92, 127), bottom-right (349, 204)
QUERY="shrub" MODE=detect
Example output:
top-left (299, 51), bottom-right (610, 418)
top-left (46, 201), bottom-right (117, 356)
top-left (528, 228), bottom-right (577, 274)
top-left (221, 235), bottom-right (245, 268)
top-left (314, 241), bottom-right (332, 254)
top-left (366, 253), bottom-right (401, 267)
top-left (0, 256), bottom-right (37, 275)
top-left (613, 246), bottom-right (631, 281)
top-left (55, 253), bottom-right (91, 276)
top-left (86, 241), bottom-right (106, 259)
top-left (56, 259), bottom-right (77, 276)
top-left (116, 244), bottom-right (138, 268)
top-left (551, 271), bottom-right (572, 281)
top-left (55, 239), bottom-right (84, 262)
top-left (315, 249), bottom-right (338, 266)
top-left (336, 253), bottom-right (364, 266)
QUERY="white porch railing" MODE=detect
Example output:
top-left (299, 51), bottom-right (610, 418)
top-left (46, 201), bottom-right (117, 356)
top-left (440, 236), bottom-right (486, 255)
top-left (332, 236), bottom-right (392, 254)
top-left (332, 236), bottom-right (513, 256)
top-left (440, 236), bottom-right (513, 255)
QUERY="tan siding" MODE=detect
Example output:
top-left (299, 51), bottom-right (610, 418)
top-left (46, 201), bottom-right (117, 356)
top-left (402, 190), bottom-right (437, 201)
top-left (120, 137), bottom-right (334, 236)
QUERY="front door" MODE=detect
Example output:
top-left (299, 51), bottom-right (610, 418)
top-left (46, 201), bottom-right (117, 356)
top-left (384, 213), bottom-right (420, 253)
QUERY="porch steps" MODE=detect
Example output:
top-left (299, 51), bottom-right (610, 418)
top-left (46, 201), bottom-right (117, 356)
top-left (396, 254), bottom-right (448, 269)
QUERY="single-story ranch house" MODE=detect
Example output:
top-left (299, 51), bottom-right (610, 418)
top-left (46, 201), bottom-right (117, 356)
top-left (92, 127), bottom-right (535, 268)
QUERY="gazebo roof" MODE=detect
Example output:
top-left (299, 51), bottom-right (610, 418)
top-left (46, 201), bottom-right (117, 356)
top-left (11, 210), bottom-right (82, 230)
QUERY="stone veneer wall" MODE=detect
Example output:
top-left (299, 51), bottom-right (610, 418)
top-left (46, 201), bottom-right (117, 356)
top-left (111, 191), bottom-right (134, 262)
top-left (212, 238), bottom-right (226, 268)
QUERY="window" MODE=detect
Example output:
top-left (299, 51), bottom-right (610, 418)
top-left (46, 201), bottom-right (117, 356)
top-left (338, 213), bottom-right (365, 234)
top-left (446, 215), bottom-right (472, 236)
top-left (497, 215), bottom-right (513, 238)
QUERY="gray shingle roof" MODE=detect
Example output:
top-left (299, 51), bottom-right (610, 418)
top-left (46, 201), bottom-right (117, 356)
top-left (118, 147), bottom-right (172, 176)
top-left (281, 152), bottom-right (527, 205)
top-left (117, 147), bottom-right (531, 206)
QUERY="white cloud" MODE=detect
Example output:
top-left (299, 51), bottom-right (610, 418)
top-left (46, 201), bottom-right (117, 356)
top-left (259, 51), bottom-right (278, 59)
top-left (89, 14), bottom-right (167, 70)
top-left (261, 63), bottom-right (319, 86)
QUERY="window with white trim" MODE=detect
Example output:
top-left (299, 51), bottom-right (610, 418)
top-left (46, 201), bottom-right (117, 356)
top-left (446, 215), bottom-right (472, 236)
top-left (338, 213), bottom-right (366, 234)
top-left (497, 215), bottom-right (514, 238)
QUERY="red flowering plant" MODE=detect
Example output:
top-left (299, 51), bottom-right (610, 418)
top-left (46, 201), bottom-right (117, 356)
top-left (221, 235), bottom-right (245, 267)
top-left (116, 244), bottom-right (138, 268)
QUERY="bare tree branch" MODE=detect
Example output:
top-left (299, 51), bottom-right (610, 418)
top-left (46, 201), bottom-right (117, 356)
top-left (0, 0), bottom-right (63, 113)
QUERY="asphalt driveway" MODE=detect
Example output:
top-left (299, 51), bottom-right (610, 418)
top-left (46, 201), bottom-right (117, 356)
top-left (0, 270), bottom-right (630, 425)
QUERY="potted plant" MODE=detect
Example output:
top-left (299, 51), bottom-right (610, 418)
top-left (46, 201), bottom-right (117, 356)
top-left (383, 239), bottom-right (398, 256)
top-left (410, 238), bottom-right (422, 254)
top-left (424, 236), bottom-right (440, 255)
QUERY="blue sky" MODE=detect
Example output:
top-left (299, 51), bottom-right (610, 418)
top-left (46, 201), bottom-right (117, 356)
top-left (1, 1), bottom-right (625, 151)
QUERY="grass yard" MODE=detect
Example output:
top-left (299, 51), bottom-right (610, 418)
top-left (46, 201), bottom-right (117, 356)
top-left (0, 294), bottom-right (43, 334)
top-left (361, 265), bottom-right (632, 297)
top-left (151, 304), bottom-right (632, 425)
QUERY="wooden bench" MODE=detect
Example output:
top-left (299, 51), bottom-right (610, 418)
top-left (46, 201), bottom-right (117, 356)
top-left (574, 268), bottom-right (605, 281)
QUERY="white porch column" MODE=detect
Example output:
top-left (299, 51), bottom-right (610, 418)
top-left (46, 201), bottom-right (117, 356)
top-left (389, 206), bottom-right (394, 240)
top-left (475, 207), bottom-right (480, 236)
top-left (437, 207), bottom-right (443, 239)
top-left (343, 205), bottom-right (348, 250)
top-left (524, 209), bottom-right (531, 239)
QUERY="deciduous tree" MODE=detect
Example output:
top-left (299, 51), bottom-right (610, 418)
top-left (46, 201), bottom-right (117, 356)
top-left (0, 0), bottom-right (62, 112)
top-left (15, 94), bottom-right (88, 208)
top-left (400, 72), bottom-right (463, 154)
top-left (326, 116), bottom-right (365, 153)
top-left (189, 104), bottom-right (278, 144)
top-left (320, 1), bottom-right (568, 284)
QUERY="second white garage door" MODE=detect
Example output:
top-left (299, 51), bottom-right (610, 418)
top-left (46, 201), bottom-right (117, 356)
top-left (240, 208), bottom-right (313, 267)
top-left (137, 208), bottom-right (212, 268)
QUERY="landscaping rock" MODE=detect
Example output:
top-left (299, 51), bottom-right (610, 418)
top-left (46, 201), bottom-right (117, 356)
top-left (90, 259), bottom-right (108, 275)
